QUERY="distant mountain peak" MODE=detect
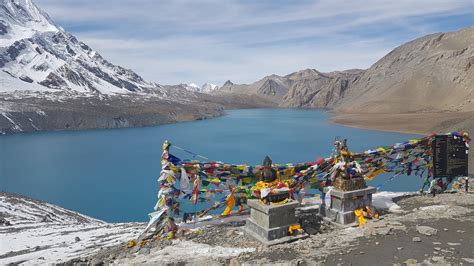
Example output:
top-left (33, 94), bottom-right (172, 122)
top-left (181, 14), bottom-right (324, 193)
top-left (223, 80), bottom-right (233, 86)
top-left (285, 68), bottom-right (322, 79)
top-left (181, 82), bottom-right (219, 94)
top-left (201, 83), bottom-right (219, 93)
top-left (188, 83), bottom-right (200, 89)
top-left (181, 83), bottom-right (200, 92)
top-left (0, 0), bottom-right (59, 47)
top-left (3, 0), bottom-right (47, 22)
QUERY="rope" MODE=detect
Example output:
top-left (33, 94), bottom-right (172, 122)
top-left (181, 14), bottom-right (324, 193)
top-left (171, 145), bottom-right (210, 161)
top-left (375, 172), bottom-right (402, 190)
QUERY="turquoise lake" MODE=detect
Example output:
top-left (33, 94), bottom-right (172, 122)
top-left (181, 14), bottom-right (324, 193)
top-left (0, 109), bottom-right (421, 222)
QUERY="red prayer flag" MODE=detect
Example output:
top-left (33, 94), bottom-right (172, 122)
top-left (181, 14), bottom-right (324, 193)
top-left (192, 177), bottom-right (199, 205)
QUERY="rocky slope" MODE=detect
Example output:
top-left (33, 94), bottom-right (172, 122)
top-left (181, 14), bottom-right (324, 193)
top-left (330, 27), bottom-right (474, 172)
top-left (0, 90), bottom-right (225, 134)
top-left (337, 27), bottom-right (474, 114)
top-left (281, 68), bottom-right (364, 108)
top-left (214, 69), bottom-right (364, 108)
top-left (216, 74), bottom-right (290, 104)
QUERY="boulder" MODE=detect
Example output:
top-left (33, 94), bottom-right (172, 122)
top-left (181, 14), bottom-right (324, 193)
top-left (416, 225), bottom-right (438, 236)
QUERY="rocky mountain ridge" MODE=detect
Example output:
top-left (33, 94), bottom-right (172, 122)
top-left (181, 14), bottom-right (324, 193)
top-left (214, 68), bottom-right (365, 108)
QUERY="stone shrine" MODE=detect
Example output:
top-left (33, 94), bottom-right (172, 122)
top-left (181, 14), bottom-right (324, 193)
top-left (244, 156), bottom-right (307, 245)
top-left (320, 186), bottom-right (377, 225)
top-left (244, 199), bottom-right (307, 245)
top-left (320, 138), bottom-right (377, 225)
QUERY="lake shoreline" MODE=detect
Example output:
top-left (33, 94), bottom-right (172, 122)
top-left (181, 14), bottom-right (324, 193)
top-left (0, 103), bottom-right (277, 135)
top-left (330, 111), bottom-right (474, 135)
top-left (4, 106), bottom-right (470, 137)
top-left (0, 108), bottom-right (226, 136)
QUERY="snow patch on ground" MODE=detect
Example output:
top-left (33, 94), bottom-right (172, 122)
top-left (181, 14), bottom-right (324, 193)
top-left (0, 193), bottom-right (143, 265)
top-left (116, 240), bottom-right (255, 264)
top-left (372, 191), bottom-right (414, 213)
top-left (0, 71), bottom-right (55, 93)
top-left (0, 192), bottom-right (253, 265)
top-left (0, 223), bottom-right (143, 265)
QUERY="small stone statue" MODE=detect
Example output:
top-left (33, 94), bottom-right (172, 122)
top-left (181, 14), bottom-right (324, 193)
top-left (261, 156), bottom-right (277, 183)
top-left (255, 155), bottom-right (289, 204)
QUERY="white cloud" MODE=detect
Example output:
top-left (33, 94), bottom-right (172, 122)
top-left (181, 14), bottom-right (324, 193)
top-left (78, 33), bottom-right (391, 85)
top-left (35, 0), bottom-right (474, 85)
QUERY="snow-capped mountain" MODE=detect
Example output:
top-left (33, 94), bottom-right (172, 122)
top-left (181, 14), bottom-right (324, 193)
top-left (0, 0), bottom-right (230, 134)
top-left (182, 82), bottom-right (219, 94)
top-left (0, 0), bottom-right (160, 94)
top-left (201, 83), bottom-right (219, 93)
top-left (183, 83), bottom-right (201, 92)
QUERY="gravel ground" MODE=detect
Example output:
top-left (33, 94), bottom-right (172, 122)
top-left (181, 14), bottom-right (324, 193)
top-left (56, 191), bottom-right (474, 265)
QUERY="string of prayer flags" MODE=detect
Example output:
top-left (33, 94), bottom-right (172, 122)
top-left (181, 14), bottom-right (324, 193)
top-left (143, 132), bottom-right (470, 238)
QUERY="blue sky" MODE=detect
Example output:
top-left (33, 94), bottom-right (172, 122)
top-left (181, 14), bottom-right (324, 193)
top-left (35, 0), bottom-right (473, 86)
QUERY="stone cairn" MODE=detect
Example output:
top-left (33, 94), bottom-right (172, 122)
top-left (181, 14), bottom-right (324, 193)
top-left (320, 138), bottom-right (376, 225)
